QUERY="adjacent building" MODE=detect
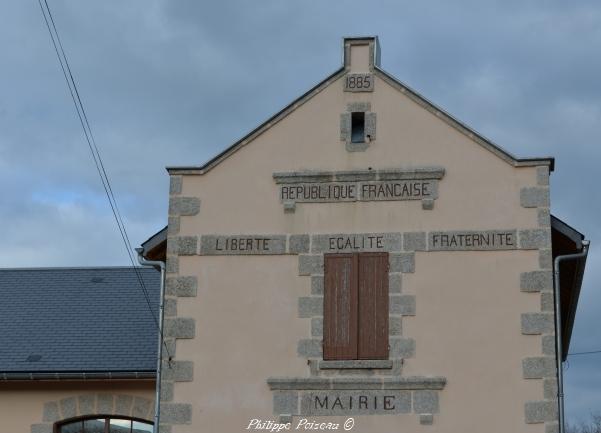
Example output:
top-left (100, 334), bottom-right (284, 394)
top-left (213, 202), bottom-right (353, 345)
top-left (0, 267), bottom-right (160, 432)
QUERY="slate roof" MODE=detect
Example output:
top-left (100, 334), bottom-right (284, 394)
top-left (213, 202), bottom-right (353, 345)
top-left (0, 267), bottom-right (160, 375)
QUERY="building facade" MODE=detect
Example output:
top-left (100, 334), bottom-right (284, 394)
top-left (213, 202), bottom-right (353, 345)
top-left (150, 36), bottom-right (588, 433)
top-left (0, 36), bottom-right (588, 433)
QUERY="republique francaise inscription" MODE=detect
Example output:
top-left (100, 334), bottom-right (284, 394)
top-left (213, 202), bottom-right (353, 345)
top-left (279, 180), bottom-right (437, 203)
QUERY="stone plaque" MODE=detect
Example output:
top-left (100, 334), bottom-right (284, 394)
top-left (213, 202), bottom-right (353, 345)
top-left (428, 230), bottom-right (517, 251)
top-left (279, 180), bottom-right (437, 204)
top-left (274, 168), bottom-right (444, 209)
top-left (199, 235), bottom-right (286, 255)
top-left (311, 233), bottom-right (402, 253)
top-left (343, 73), bottom-right (374, 92)
top-left (301, 391), bottom-right (411, 415)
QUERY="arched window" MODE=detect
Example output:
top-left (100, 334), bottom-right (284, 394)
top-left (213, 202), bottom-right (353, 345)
top-left (56, 416), bottom-right (152, 433)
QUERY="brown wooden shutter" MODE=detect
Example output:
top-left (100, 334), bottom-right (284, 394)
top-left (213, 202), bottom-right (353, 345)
top-left (358, 252), bottom-right (389, 359)
top-left (323, 254), bottom-right (358, 360)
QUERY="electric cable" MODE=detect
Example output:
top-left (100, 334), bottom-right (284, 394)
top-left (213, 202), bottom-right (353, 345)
top-left (38, 0), bottom-right (171, 360)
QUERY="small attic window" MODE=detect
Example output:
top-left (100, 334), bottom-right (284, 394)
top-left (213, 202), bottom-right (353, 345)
top-left (351, 112), bottom-right (365, 143)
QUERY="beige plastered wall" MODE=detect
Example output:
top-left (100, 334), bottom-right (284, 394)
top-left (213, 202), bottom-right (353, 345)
top-left (168, 62), bottom-right (548, 433)
top-left (0, 380), bottom-right (155, 432)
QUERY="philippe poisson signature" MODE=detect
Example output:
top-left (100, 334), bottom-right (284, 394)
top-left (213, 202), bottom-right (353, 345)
top-left (247, 418), bottom-right (355, 431)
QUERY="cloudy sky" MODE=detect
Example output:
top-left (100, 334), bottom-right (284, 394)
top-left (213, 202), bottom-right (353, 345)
top-left (1, 0), bottom-right (599, 423)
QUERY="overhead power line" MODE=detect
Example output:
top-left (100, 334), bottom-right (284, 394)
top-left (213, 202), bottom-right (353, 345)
top-left (38, 0), bottom-right (171, 360)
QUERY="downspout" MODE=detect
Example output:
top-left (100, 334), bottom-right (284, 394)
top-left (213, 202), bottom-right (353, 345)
top-left (136, 247), bottom-right (166, 433)
top-left (554, 240), bottom-right (589, 433)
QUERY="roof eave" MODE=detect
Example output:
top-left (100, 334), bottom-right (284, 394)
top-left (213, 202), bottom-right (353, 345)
top-left (551, 215), bottom-right (588, 360)
top-left (552, 214), bottom-right (585, 249)
top-left (140, 226), bottom-right (167, 257)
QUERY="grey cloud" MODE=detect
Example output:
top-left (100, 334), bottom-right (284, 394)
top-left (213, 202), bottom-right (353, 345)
top-left (1, 0), bottom-right (600, 422)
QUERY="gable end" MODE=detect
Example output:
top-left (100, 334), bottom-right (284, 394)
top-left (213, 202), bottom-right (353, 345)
top-left (167, 36), bottom-right (554, 176)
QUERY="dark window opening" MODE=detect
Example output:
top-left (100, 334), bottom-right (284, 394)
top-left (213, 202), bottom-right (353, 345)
top-left (323, 252), bottom-right (389, 360)
top-left (56, 417), bottom-right (153, 433)
top-left (351, 112), bottom-right (365, 143)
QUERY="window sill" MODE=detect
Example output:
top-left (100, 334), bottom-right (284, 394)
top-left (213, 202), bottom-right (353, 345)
top-left (319, 360), bottom-right (393, 370)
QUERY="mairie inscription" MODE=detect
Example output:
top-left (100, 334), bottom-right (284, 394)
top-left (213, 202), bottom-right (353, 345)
top-left (301, 391), bottom-right (411, 416)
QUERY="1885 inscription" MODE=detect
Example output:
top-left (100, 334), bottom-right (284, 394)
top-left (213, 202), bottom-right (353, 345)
top-left (344, 73), bottom-right (374, 92)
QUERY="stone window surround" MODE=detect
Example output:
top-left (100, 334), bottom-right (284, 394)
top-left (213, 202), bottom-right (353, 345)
top-left (340, 102), bottom-right (376, 152)
top-left (285, 233), bottom-right (441, 425)
top-left (296, 241), bottom-right (416, 371)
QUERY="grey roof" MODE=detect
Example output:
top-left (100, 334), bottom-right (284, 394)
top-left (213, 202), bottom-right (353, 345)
top-left (0, 267), bottom-right (160, 375)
